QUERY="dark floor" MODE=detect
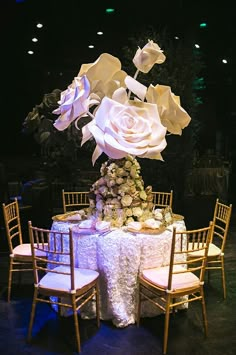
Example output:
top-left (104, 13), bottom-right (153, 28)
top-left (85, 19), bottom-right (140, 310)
top-left (0, 203), bottom-right (236, 354)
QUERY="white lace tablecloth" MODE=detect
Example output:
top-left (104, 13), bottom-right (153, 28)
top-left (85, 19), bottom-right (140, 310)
top-left (51, 220), bottom-right (186, 327)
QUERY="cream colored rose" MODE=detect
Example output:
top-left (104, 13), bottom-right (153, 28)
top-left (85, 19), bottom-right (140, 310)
top-left (127, 179), bottom-right (135, 186)
top-left (107, 179), bottom-right (116, 187)
top-left (121, 195), bottom-right (133, 207)
top-left (118, 184), bottom-right (130, 194)
top-left (146, 84), bottom-right (191, 135)
top-left (124, 160), bottom-right (132, 169)
top-left (125, 208), bottom-right (133, 217)
top-left (132, 207), bottom-right (143, 218)
top-left (135, 180), bottom-right (143, 189)
top-left (53, 76), bottom-right (91, 131)
top-left (116, 177), bottom-right (124, 185)
top-left (82, 96), bottom-right (167, 165)
top-left (116, 168), bottom-right (125, 176)
top-left (133, 40), bottom-right (166, 74)
top-left (139, 190), bottom-right (147, 200)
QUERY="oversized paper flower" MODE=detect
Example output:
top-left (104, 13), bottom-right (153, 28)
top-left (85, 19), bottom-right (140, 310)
top-left (53, 75), bottom-right (93, 131)
top-left (78, 53), bottom-right (127, 100)
top-left (146, 84), bottom-right (191, 134)
top-left (132, 39), bottom-right (166, 74)
top-left (52, 39), bottom-right (191, 166)
top-left (82, 94), bottom-right (167, 165)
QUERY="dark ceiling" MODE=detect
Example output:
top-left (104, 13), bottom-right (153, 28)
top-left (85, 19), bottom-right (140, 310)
top-left (1, 0), bottom-right (236, 156)
top-left (6, 0), bottom-right (236, 70)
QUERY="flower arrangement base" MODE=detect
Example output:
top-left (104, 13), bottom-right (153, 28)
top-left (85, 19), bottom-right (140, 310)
top-left (88, 155), bottom-right (154, 227)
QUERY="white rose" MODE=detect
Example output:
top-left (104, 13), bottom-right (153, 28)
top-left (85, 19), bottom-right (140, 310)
top-left (78, 53), bottom-right (127, 100)
top-left (133, 40), bottom-right (166, 74)
top-left (53, 76), bottom-right (91, 131)
top-left (146, 84), bottom-right (191, 135)
top-left (82, 97), bottom-right (167, 165)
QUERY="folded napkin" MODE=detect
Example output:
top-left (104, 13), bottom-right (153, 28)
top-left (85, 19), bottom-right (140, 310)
top-left (127, 221), bottom-right (142, 231)
top-left (79, 219), bottom-right (95, 229)
top-left (153, 208), bottom-right (163, 220)
top-left (143, 218), bottom-right (162, 229)
top-left (95, 220), bottom-right (111, 232)
top-left (66, 213), bottom-right (82, 221)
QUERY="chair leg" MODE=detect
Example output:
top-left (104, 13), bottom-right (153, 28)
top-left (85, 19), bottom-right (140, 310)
top-left (221, 257), bottom-right (226, 299)
top-left (200, 287), bottom-right (208, 337)
top-left (136, 284), bottom-right (141, 327)
top-left (8, 259), bottom-right (13, 302)
top-left (163, 296), bottom-right (171, 355)
top-left (95, 284), bottom-right (100, 328)
top-left (27, 288), bottom-right (38, 342)
top-left (72, 296), bottom-right (81, 353)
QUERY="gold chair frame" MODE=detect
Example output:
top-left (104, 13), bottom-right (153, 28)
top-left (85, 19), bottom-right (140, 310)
top-left (188, 198), bottom-right (232, 299)
top-left (137, 222), bottom-right (213, 355)
top-left (27, 221), bottom-right (100, 353)
top-left (62, 189), bottom-right (90, 213)
top-left (152, 190), bottom-right (173, 209)
top-left (2, 198), bottom-right (35, 302)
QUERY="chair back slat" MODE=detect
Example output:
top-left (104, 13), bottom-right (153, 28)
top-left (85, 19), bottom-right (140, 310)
top-left (212, 198), bottom-right (232, 251)
top-left (62, 190), bottom-right (90, 213)
top-left (152, 190), bottom-right (173, 209)
top-left (168, 222), bottom-right (213, 291)
top-left (28, 221), bottom-right (75, 291)
top-left (2, 198), bottom-right (23, 252)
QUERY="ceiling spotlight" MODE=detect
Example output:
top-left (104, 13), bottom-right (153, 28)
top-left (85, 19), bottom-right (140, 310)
top-left (36, 23), bottom-right (43, 28)
top-left (27, 50), bottom-right (34, 55)
top-left (195, 44), bottom-right (200, 48)
top-left (32, 38), bottom-right (38, 42)
top-left (222, 59), bottom-right (228, 64)
top-left (88, 45), bottom-right (94, 49)
top-left (106, 8), bottom-right (115, 13)
top-left (97, 31), bottom-right (103, 35)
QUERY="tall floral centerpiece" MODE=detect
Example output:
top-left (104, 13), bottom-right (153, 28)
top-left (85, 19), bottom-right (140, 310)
top-left (52, 39), bottom-right (191, 225)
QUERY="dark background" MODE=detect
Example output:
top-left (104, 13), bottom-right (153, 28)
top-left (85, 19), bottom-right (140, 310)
top-left (1, 0), bottom-right (235, 154)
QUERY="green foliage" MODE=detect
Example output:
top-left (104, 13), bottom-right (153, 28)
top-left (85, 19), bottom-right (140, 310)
top-left (22, 88), bottom-right (96, 179)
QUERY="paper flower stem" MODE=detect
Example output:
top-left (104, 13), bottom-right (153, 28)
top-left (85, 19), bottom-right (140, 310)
top-left (128, 69), bottom-right (140, 99)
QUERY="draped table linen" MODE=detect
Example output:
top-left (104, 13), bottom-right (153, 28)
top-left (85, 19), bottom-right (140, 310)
top-left (50, 219), bottom-right (186, 327)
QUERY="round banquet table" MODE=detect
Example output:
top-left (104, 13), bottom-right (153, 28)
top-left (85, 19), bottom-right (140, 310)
top-left (50, 219), bottom-right (186, 328)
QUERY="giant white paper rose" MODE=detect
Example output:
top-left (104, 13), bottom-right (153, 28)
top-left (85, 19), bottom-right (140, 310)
top-left (146, 84), bottom-right (191, 134)
top-left (133, 39), bottom-right (166, 74)
top-left (78, 53), bottom-right (127, 100)
top-left (82, 96), bottom-right (167, 165)
top-left (53, 75), bottom-right (92, 131)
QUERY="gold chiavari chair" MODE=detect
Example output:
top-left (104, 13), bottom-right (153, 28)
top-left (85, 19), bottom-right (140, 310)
top-left (62, 189), bottom-right (90, 213)
top-left (137, 222), bottom-right (213, 355)
top-left (188, 198), bottom-right (232, 299)
top-left (27, 221), bottom-right (100, 353)
top-left (152, 190), bottom-right (173, 209)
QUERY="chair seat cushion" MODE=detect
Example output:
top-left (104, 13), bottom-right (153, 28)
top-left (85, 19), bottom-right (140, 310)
top-left (188, 242), bottom-right (221, 257)
top-left (39, 266), bottom-right (99, 292)
top-left (12, 243), bottom-right (48, 258)
top-left (142, 265), bottom-right (200, 291)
